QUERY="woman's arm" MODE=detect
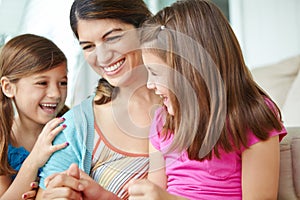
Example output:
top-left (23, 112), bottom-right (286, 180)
top-left (0, 118), bottom-right (67, 200)
top-left (242, 135), bottom-right (280, 200)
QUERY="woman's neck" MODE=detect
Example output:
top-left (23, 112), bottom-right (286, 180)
top-left (116, 65), bottom-right (150, 99)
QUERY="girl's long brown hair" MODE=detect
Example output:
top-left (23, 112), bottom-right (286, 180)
top-left (141, 0), bottom-right (283, 161)
top-left (0, 34), bottom-right (67, 175)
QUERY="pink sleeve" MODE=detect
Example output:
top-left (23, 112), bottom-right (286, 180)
top-left (246, 127), bottom-right (287, 149)
top-left (243, 98), bottom-right (287, 150)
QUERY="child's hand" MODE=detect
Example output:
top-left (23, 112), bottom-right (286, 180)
top-left (21, 181), bottom-right (38, 200)
top-left (126, 179), bottom-right (187, 200)
top-left (28, 117), bottom-right (68, 168)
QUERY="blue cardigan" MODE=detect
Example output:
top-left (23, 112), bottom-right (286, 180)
top-left (39, 95), bottom-right (95, 189)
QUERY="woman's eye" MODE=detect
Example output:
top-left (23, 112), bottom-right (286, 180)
top-left (82, 44), bottom-right (95, 51)
top-left (105, 35), bottom-right (122, 43)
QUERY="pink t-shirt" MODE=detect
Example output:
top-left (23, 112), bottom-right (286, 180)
top-left (150, 107), bottom-right (286, 200)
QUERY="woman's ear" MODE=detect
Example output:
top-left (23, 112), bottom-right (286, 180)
top-left (0, 76), bottom-right (16, 98)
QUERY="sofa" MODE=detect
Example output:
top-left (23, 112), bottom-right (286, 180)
top-left (251, 55), bottom-right (300, 200)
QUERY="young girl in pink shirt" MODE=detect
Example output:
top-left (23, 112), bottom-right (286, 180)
top-left (127, 0), bottom-right (287, 199)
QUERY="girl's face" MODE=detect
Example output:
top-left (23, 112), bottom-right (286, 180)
top-left (12, 64), bottom-right (67, 125)
top-left (77, 18), bottom-right (143, 87)
top-left (142, 52), bottom-right (174, 115)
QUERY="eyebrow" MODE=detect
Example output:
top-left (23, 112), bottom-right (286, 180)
top-left (33, 75), bottom-right (68, 79)
top-left (79, 28), bottom-right (123, 45)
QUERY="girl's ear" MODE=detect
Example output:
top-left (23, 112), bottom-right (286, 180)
top-left (0, 76), bottom-right (16, 98)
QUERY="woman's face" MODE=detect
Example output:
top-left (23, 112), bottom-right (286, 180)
top-left (77, 19), bottom-right (143, 87)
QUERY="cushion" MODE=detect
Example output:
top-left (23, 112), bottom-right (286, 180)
top-left (282, 72), bottom-right (300, 126)
top-left (251, 55), bottom-right (300, 109)
top-left (278, 127), bottom-right (300, 200)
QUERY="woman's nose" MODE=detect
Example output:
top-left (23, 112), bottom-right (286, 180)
top-left (85, 44), bottom-right (114, 67)
top-left (94, 44), bottom-right (114, 66)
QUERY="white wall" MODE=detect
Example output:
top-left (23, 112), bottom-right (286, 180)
top-left (229, 0), bottom-right (300, 69)
top-left (1, 0), bottom-right (300, 106)
top-left (0, 0), bottom-right (28, 35)
top-left (0, 0), bottom-right (100, 107)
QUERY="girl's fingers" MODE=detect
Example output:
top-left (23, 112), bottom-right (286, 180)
top-left (30, 181), bottom-right (39, 189)
top-left (22, 190), bottom-right (37, 200)
top-left (50, 142), bottom-right (69, 153)
top-left (43, 117), bottom-right (65, 132)
top-left (36, 117), bottom-right (66, 143)
top-left (47, 123), bottom-right (67, 141)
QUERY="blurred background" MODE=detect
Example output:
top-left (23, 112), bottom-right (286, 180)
top-left (0, 0), bottom-right (299, 108)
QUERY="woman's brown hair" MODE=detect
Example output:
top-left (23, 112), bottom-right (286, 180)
top-left (141, 0), bottom-right (283, 161)
top-left (0, 34), bottom-right (67, 175)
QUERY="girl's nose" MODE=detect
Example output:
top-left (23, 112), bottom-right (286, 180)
top-left (146, 81), bottom-right (155, 90)
top-left (47, 85), bottom-right (61, 99)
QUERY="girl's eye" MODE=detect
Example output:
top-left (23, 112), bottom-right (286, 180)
top-left (151, 71), bottom-right (158, 76)
top-left (36, 82), bottom-right (47, 85)
top-left (60, 81), bottom-right (68, 86)
top-left (147, 68), bottom-right (158, 76)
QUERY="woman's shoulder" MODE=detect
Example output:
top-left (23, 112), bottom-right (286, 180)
top-left (63, 95), bottom-right (95, 117)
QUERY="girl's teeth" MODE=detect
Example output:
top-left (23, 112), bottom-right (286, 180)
top-left (41, 103), bottom-right (57, 107)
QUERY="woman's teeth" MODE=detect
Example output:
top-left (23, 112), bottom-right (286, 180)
top-left (104, 59), bottom-right (125, 72)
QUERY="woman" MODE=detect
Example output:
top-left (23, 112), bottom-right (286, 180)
top-left (34, 0), bottom-right (160, 199)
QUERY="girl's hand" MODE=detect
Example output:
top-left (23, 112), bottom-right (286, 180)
top-left (28, 117), bottom-right (68, 168)
top-left (21, 181), bottom-right (39, 200)
top-left (126, 179), bottom-right (187, 200)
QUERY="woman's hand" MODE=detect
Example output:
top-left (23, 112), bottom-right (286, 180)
top-left (42, 163), bottom-right (120, 200)
top-left (42, 164), bottom-right (82, 200)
